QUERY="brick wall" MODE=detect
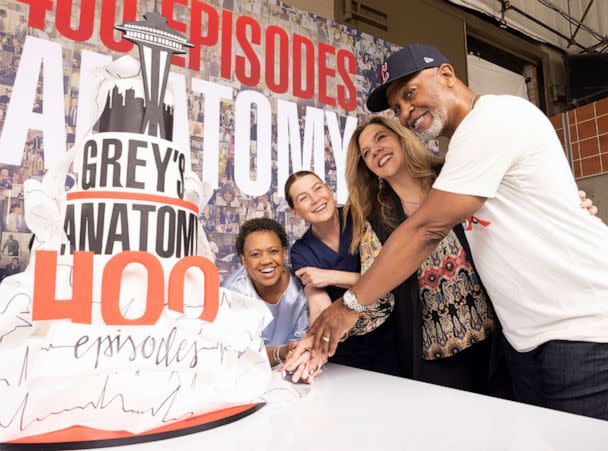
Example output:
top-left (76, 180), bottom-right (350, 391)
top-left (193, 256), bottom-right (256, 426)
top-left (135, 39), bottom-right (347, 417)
top-left (551, 97), bottom-right (608, 179)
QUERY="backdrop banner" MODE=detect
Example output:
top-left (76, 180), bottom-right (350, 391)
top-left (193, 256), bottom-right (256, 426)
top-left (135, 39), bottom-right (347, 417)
top-left (0, 0), bottom-right (399, 276)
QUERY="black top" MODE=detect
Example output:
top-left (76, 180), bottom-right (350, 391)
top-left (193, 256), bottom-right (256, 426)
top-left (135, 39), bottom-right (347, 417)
top-left (367, 187), bottom-right (502, 384)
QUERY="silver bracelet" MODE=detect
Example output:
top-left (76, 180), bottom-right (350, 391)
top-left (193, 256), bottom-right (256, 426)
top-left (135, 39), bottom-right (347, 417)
top-left (343, 288), bottom-right (370, 313)
top-left (273, 345), bottom-right (283, 365)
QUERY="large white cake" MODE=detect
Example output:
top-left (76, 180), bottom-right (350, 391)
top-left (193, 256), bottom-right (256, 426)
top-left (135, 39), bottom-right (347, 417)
top-left (0, 52), bottom-right (272, 442)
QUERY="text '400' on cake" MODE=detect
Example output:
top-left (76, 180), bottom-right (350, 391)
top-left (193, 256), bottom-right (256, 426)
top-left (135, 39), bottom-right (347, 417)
top-left (0, 11), bottom-right (271, 443)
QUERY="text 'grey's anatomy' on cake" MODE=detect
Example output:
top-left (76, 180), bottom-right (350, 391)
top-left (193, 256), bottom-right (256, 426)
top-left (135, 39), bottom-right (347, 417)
top-left (0, 9), bottom-right (272, 442)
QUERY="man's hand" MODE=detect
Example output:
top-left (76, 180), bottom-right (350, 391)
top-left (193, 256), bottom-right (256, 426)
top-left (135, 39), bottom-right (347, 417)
top-left (295, 267), bottom-right (333, 288)
top-left (579, 190), bottom-right (598, 216)
top-left (308, 298), bottom-right (358, 362)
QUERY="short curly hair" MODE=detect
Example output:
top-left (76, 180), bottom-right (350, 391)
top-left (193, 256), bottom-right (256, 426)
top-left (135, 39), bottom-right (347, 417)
top-left (236, 217), bottom-right (289, 255)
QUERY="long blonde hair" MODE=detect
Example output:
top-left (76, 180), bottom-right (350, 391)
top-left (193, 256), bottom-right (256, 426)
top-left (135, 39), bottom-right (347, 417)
top-left (344, 116), bottom-right (444, 253)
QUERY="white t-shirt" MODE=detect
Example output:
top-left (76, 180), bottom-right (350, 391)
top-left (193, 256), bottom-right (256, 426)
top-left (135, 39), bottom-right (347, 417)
top-left (434, 95), bottom-right (608, 352)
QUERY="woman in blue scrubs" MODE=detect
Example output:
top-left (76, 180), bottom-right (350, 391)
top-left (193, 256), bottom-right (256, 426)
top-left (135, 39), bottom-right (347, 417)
top-left (285, 171), bottom-right (401, 375)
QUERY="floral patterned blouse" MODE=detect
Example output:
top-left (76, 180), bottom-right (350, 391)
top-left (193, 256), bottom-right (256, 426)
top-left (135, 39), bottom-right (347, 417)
top-left (358, 221), bottom-right (495, 360)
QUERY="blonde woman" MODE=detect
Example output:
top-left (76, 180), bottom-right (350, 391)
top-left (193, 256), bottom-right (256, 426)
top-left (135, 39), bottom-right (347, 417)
top-left (344, 116), bottom-right (500, 393)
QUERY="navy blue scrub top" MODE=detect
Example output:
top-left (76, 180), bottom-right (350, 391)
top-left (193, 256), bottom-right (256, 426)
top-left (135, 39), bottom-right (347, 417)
top-left (289, 207), bottom-right (401, 376)
top-left (290, 207), bottom-right (360, 301)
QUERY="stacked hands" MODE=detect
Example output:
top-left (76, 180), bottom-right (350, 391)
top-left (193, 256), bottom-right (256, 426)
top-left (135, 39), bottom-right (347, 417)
top-left (274, 266), bottom-right (346, 383)
top-left (279, 266), bottom-right (360, 384)
top-left (267, 265), bottom-right (340, 383)
top-left (277, 336), bottom-right (324, 384)
top-left (283, 300), bottom-right (358, 383)
top-left (280, 190), bottom-right (598, 384)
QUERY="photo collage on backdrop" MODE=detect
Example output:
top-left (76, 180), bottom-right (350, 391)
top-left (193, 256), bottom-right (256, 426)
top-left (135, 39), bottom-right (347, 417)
top-left (0, 0), bottom-right (399, 278)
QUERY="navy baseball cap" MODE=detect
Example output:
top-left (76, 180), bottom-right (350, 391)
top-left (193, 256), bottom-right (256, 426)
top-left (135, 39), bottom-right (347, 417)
top-left (366, 43), bottom-right (449, 112)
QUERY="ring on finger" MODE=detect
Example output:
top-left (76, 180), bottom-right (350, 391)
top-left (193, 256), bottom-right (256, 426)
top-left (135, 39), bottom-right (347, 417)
top-left (321, 336), bottom-right (330, 343)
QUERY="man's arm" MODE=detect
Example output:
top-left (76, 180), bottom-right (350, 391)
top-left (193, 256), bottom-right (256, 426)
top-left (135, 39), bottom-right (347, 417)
top-left (352, 189), bottom-right (485, 305)
top-left (308, 189), bottom-right (486, 359)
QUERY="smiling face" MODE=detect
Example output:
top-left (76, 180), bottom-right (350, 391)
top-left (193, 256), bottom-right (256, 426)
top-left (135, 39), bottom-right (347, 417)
top-left (386, 68), bottom-right (449, 144)
top-left (358, 123), bottom-right (407, 181)
top-left (288, 174), bottom-right (336, 225)
top-left (240, 230), bottom-right (288, 292)
top-left (222, 188), bottom-right (235, 203)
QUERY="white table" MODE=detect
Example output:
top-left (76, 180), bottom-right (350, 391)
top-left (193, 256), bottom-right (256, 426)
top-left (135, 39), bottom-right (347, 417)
top-left (104, 364), bottom-right (608, 451)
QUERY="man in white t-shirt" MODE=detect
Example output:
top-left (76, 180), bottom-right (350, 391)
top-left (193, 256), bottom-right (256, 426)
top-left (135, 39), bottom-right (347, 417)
top-left (301, 44), bottom-right (608, 420)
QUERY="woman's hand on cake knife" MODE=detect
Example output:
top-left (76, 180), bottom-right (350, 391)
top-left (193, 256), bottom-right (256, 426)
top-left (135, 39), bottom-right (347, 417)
top-left (275, 342), bottom-right (321, 384)
top-left (283, 336), bottom-right (316, 372)
top-left (289, 351), bottom-right (312, 383)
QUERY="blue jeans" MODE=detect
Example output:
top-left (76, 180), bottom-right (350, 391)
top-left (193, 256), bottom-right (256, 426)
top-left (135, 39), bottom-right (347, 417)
top-left (503, 337), bottom-right (608, 420)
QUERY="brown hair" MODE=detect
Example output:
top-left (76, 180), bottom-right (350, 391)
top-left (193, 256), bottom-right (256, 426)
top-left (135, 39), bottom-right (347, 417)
top-left (284, 170), bottom-right (323, 208)
top-left (344, 115), bottom-right (444, 253)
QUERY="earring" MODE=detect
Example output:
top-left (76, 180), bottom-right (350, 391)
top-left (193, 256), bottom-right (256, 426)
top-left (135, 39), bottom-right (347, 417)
top-left (378, 177), bottom-right (384, 190)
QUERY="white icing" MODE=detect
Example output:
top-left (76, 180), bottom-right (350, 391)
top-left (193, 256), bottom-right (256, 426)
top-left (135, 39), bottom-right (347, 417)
top-left (0, 92), bottom-right (270, 440)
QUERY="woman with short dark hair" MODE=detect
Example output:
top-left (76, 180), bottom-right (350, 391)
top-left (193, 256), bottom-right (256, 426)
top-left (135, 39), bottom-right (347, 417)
top-left (222, 217), bottom-right (316, 382)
